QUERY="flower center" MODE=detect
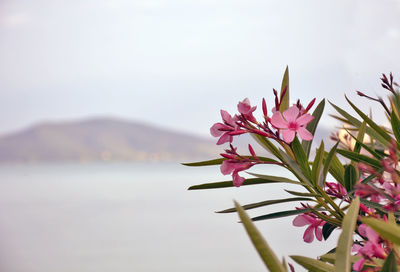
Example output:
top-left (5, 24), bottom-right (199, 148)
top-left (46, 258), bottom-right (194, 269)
top-left (288, 122), bottom-right (299, 130)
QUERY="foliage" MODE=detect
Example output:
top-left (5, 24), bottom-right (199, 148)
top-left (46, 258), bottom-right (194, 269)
top-left (185, 68), bottom-right (400, 271)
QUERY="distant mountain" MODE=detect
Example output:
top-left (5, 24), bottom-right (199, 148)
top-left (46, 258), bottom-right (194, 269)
top-left (0, 117), bottom-right (220, 163)
top-left (0, 117), bottom-right (333, 163)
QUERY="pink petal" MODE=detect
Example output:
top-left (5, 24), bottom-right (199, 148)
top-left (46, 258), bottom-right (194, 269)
top-left (238, 98), bottom-right (251, 114)
top-left (353, 258), bottom-right (365, 271)
top-left (282, 129), bottom-right (296, 143)
top-left (283, 106), bottom-right (299, 122)
top-left (315, 226), bottom-right (323, 241)
top-left (292, 215), bottom-right (312, 226)
top-left (232, 172), bottom-right (245, 187)
top-left (303, 225), bottom-right (314, 243)
top-left (296, 114), bottom-right (314, 126)
top-left (297, 127), bottom-right (313, 141)
top-left (210, 123), bottom-right (225, 137)
top-left (216, 133), bottom-right (232, 145)
top-left (365, 227), bottom-right (380, 244)
top-left (220, 110), bottom-right (234, 126)
top-left (220, 160), bottom-right (234, 175)
top-left (271, 112), bottom-right (288, 128)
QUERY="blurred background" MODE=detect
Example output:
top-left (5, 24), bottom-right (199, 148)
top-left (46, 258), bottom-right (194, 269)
top-left (0, 0), bottom-right (400, 271)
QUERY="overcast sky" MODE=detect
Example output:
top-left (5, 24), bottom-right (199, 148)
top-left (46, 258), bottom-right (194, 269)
top-left (1, 0), bottom-right (400, 136)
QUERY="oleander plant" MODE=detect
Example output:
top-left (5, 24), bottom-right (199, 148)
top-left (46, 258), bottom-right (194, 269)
top-left (184, 68), bottom-right (400, 271)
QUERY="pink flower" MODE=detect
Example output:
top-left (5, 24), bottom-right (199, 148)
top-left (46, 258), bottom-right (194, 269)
top-left (270, 105), bottom-right (314, 143)
top-left (220, 160), bottom-right (253, 187)
top-left (352, 224), bottom-right (387, 271)
top-left (292, 213), bottom-right (325, 243)
top-left (237, 98), bottom-right (257, 123)
top-left (210, 110), bottom-right (242, 145)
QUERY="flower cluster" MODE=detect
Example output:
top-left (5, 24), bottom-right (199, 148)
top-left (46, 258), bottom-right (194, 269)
top-left (210, 91), bottom-right (315, 186)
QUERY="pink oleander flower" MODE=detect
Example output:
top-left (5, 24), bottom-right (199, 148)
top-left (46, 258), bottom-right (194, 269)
top-left (237, 98), bottom-right (257, 123)
top-left (325, 182), bottom-right (347, 199)
top-left (270, 105), bottom-right (314, 143)
top-left (352, 224), bottom-right (387, 271)
top-left (210, 110), bottom-right (243, 145)
top-left (220, 160), bottom-right (253, 187)
top-left (292, 213), bottom-right (325, 243)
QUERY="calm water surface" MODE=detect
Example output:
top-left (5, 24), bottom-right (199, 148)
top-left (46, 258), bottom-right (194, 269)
top-left (0, 163), bottom-right (338, 272)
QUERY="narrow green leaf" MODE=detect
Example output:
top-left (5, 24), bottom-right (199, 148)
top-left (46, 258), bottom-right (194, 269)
top-left (246, 173), bottom-right (300, 185)
top-left (285, 190), bottom-right (320, 197)
top-left (345, 96), bottom-right (392, 143)
top-left (361, 217), bottom-right (400, 245)
top-left (302, 99), bottom-right (325, 158)
top-left (329, 101), bottom-right (390, 146)
top-left (217, 197), bottom-right (312, 213)
top-left (354, 121), bottom-right (367, 154)
top-left (251, 134), bottom-right (283, 160)
top-left (334, 197), bottom-right (360, 272)
top-left (280, 66), bottom-right (290, 112)
top-left (251, 208), bottom-right (314, 222)
top-left (290, 255), bottom-right (334, 272)
top-left (292, 137), bottom-right (312, 179)
top-left (188, 177), bottom-right (296, 190)
top-left (391, 111), bottom-right (400, 145)
top-left (381, 250), bottom-right (398, 272)
top-left (344, 128), bottom-right (383, 159)
top-left (312, 141), bottom-right (325, 186)
top-left (280, 151), bottom-right (313, 186)
top-left (234, 201), bottom-right (286, 272)
top-left (323, 142), bottom-right (339, 182)
top-left (336, 149), bottom-right (382, 169)
top-left (322, 223), bottom-right (338, 240)
top-left (319, 253), bottom-right (361, 265)
top-left (324, 152), bottom-right (345, 186)
top-left (182, 158), bottom-right (225, 166)
top-left (344, 164), bottom-right (358, 192)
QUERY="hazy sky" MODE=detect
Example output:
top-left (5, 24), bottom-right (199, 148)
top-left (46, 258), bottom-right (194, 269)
top-left (1, 0), bottom-right (400, 136)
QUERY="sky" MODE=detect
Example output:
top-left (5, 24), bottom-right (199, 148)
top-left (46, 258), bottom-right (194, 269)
top-left (1, 0), bottom-right (400, 136)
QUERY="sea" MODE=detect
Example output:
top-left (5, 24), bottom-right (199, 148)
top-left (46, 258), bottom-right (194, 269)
top-left (0, 162), bottom-right (339, 272)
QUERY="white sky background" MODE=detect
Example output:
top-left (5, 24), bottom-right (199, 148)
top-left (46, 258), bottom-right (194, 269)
top-left (1, 0), bottom-right (400, 136)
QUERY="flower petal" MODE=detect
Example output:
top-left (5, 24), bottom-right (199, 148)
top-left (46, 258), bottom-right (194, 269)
top-left (271, 112), bottom-right (288, 128)
top-left (220, 160), bottom-right (234, 175)
top-left (232, 172), bottom-right (245, 187)
top-left (293, 215), bottom-right (311, 226)
top-left (210, 123), bottom-right (225, 137)
top-left (216, 133), bottom-right (232, 145)
top-left (220, 110), bottom-right (234, 126)
top-left (282, 129), bottom-right (296, 143)
top-left (283, 106), bottom-right (299, 122)
top-left (297, 127), bottom-right (313, 141)
top-left (353, 258), bottom-right (365, 271)
top-left (315, 226), bottom-right (323, 241)
top-left (303, 225), bottom-right (315, 243)
top-left (296, 114), bottom-right (314, 126)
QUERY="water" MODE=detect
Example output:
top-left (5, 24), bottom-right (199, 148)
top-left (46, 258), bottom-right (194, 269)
top-left (0, 163), bottom-right (338, 271)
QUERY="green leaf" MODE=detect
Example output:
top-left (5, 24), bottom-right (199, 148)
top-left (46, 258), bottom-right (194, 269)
top-left (251, 208), bottom-right (314, 222)
top-left (336, 149), bottom-right (382, 169)
top-left (353, 121), bottom-right (367, 154)
top-left (361, 217), bottom-right (400, 245)
top-left (291, 137), bottom-right (312, 179)
top-left (246, 173), bottom-right (301, 185)
top-left (323, 142), bottom-right (339, 182)
top-left (334, 197), bottom-right (360, 272)
top-left (285, 190), bottom-right (320, 197)
top-left (290, 255), bottom-right (334, 272)
top-left (280, 151), bottom-right (313, 186)
top-left (381, 250), bottom-right (398, 272)
top-left (324, 152), bottom-right (345, 186)
top-left (322, 223), bottom-right (338, 241)
top-left (391, 111), bottom-right (400, 145)
top-left (280, 66), bottom-right (290, 113)
top-left (302, 99), bottom-right (325, 158)
top-left (251, 134), bottom-right (283, 160)
top-left (182, 158), bottom-right (225, 166)
top-left (234, 201), bottom-right (287, 272)
top-left (344, 164), bottom-right (358, 192)
top-left (217, 197), bottom-right (313, 213)
top-left (312, 141), bottom-right (325, 186)
top-left (319, 253), bottom-right (361, 265)
top-left (344, 128), bottom-right (383, 159)
top-left (329, 101), bottom-right (390, 146)
top-left (188, 177), bottom-right (297, 190)
top-left (345, 96), bottom-right (392, 143)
